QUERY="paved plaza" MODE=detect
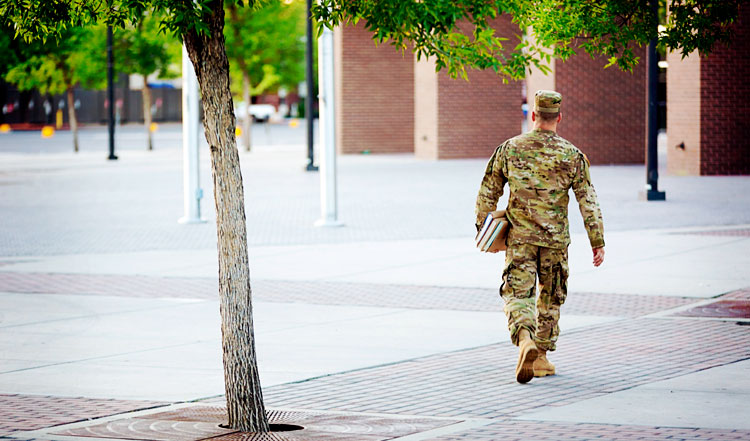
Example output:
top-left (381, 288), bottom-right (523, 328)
top-left (1, 123), bottom-right (749, 440)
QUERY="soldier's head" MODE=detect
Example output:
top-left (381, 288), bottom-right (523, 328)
top-left (532, 90), bottom-right (562, 124)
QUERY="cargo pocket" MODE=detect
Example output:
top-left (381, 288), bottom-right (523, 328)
top-left (550, 261), bottom-right (568, 305)
top-left (499, 262), bottom-right (515, 299)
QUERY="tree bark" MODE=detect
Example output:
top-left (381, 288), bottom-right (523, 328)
top-left (142, 77), bottom-right (153, 150)
top-left (242, 71), bottom-right (252, 152)
top-left (183, 1), bottom-right (269, 433)
top-left (66, 87), bottom-right (79, 153)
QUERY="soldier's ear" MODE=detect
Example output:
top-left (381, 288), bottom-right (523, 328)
top-left (557, 113), bottom-right (562, 124)
top-left (531, 112), bottom-right (536, 122)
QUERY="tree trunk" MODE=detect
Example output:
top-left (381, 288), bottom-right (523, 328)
top-left (183, 2), bottom-right (269, 433)
top-left (242, 72), bottom-right (252, 152)
top-left (142, 77), bottom-right (153, 151)
top-left (66, 87), bottom-right (79, 153)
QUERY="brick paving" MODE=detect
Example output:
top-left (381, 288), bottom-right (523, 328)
top-left (0, 272), bottom-right (218, 300)
top-left (431, 420), bottom-right (750, 441)
top-left (0, 272), bottom-right (699, 317)
top-left (0, 394), bottom-right (166, 436)
top-left (722, 287), bottom-right (750, 300)
top-left (261, 318), bottom-right (750, 419)
top-left (681, 228), bottom-right (750, 237)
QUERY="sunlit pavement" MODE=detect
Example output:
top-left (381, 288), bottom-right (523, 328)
top-left (1, 124), bottom-right (749, 440)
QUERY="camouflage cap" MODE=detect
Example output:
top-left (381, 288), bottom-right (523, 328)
top-left (534, 90), bottom-right (562, 114)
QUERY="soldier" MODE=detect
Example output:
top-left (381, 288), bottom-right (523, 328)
top-left (475, 90), bottom-right (605, 384)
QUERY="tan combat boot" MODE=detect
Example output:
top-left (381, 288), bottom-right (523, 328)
top-left (515, 329), bottom-right (539, 384)
top-left (533, 350), bottom-right (556, 377)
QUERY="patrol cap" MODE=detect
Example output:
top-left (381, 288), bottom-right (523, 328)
top-left (534, 90), bottom-right (562, 114)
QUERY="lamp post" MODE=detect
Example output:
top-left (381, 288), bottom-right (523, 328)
top-left (642, 0), bottom-right (665, 201)
top-left (314, 7), bottom-right (342, 227)
top-left (107, 24), bottom-right (117, 161)
top-left (178, 45), bottom-right (206, 225)
top-left (305, 0), bottom-right (318, 172)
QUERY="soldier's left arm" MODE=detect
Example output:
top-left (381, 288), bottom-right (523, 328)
top-left (475, 143), bottom-right (508, 230)
top-left (571, 153), bottom-right (605, 248)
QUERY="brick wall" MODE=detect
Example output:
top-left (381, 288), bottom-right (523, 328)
top-left (415, 15), bottom-right (523, 160)
top-left (666, 50), bottom-right (701, 175)
top-left (698, 4), bottom-right (750, 175)
top-left (435, 68), bottom-right (523, 159)
top-left (555, 51), bottom-right (647, 165)
top-left (334, 22), bottom-right (414, 154)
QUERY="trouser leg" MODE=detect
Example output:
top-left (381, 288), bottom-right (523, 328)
top-left (535, 246), bottom-right (569, 352)
top-left (500, 243), bottom-right (539, 346)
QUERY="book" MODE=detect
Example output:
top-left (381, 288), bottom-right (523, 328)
top-left (476, 210), bottom-right (510, 252)
top-left (483, 218), bottom-right (508, 252)
top-left (475, 213), bottom-right (495, 244)
top-left (478, 217), bottom-right (501, 250)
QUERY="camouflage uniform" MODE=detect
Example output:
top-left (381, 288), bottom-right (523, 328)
top-left (475, 90), bottom-right (604, 352)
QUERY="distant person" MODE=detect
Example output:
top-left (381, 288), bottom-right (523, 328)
top-left (475, 90), bottom-right (605, 383)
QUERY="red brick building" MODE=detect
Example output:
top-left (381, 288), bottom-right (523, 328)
top-left (334, 11), bottom-right (748, 174)
top-left (667, 4), bottom-right (750, 175)
top-left (333, 20), bottom-right (645, 164)
top-left (554, 54), bottom-right (647, 165)
top-left (333, 22), bottom-right (414, 155)
top-left (413, 16), bottom-right (523, 160)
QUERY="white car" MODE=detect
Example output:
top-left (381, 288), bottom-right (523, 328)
top-left (234, 102), bottom-right (275, 122)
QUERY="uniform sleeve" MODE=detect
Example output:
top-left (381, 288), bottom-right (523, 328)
top-left (572, 153), bottom-right (605, 248)
top-left (475, 144), bottom-right (507, 229)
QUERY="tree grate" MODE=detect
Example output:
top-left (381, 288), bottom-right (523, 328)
top-left (672, 299), bottom-right (750, 319)
top-left (51, 405), bottom-right (462, 441)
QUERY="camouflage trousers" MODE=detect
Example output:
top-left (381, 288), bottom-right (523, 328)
top-left (500, 243), bottom-right (569, 351)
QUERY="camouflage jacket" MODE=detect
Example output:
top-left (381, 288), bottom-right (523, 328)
top-left (475, 128), bottom-right (605, 249)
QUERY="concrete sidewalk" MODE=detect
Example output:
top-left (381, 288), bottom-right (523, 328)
top-left (1, 127), bottom-right (749, 440)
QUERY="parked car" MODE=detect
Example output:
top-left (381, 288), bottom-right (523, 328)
top-left (234, 102), bottom-right (275, 122)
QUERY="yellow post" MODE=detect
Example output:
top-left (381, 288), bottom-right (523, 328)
top-left (56, 109), bottom-right (63, 129)
top-left (41, 126), bottom-right (55, 138)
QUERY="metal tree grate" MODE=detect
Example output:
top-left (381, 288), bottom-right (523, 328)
top-left (673, 300), bottom-right (750, 319)
top-left (52, 405), bottom-right (462, 441)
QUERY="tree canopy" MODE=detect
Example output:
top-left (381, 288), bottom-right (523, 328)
top-left (312, 0), bottom-right (742, 79)
top-left (225, 0), bottom-right (305, 98)
top-left (114, 11), bottom-right (180, 80)
top-left (4, 25), bottom-right (106, 96)
top-left (2, 0), bottom-right (741, 82)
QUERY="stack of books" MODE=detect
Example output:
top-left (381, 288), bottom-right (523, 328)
top-left (476, 210), bottom-right (510, 252)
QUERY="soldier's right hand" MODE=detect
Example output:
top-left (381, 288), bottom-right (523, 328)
top-left (592, 247), bottom-right (605, 267)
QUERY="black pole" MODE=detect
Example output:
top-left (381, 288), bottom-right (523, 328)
top-left (643, 0), bottom-right (664, 200)
top-left (305, 0), bottom-right (318, 171)
top-left (107, 24), bottom-right (117, 160)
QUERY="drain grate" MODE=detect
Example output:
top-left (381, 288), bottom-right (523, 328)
top-left (52, 406), bottom-right (462, 441)
top-left (673, 300), bottom-right (750, 319)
